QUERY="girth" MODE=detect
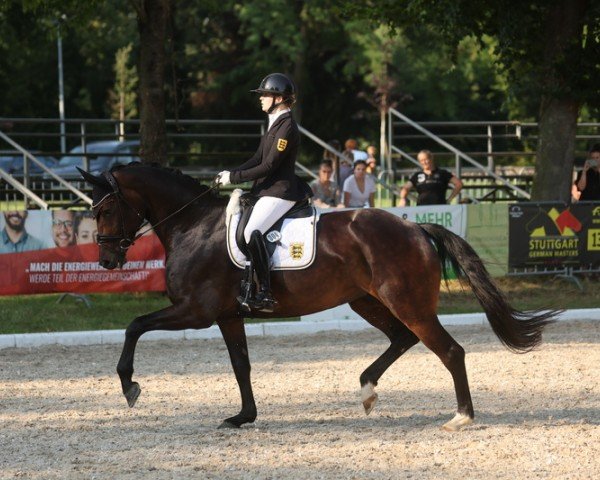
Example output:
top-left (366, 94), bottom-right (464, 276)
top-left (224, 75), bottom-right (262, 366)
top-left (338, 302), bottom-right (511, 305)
top-left (235, 193), bottom-right (313, 257)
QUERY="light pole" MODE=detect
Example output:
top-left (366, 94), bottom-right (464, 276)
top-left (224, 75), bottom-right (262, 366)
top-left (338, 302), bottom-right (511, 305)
top-left (56, 19), bottom-right (66, 154)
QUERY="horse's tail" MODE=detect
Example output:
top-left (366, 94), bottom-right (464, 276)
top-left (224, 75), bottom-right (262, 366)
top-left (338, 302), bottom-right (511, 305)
top-left (419, 223), bottom-right (561, 353)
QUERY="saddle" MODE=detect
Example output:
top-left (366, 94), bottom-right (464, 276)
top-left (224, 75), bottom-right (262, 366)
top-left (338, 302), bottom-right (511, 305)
top-left (226, 189), bottom-right (319, 270)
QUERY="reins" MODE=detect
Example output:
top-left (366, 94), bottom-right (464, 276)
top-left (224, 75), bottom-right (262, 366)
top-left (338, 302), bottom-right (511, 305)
top-left (93, 171), bottom-right (220, 252)
top-left (132, 183), bottom-right (220, 241)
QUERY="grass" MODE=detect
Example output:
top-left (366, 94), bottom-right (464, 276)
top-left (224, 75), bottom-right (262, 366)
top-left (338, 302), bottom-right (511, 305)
top-left (0, 276), bottom-right (597, 334)
top-left (0, 292), bottom-right (299, 335)
top-left (438, 275), bottom-right (600, 314)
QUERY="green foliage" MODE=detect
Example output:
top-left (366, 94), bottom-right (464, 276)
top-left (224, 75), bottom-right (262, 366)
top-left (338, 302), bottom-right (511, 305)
top-left (336, 0), bottom-right (600, 118)
top-left (2, 0), bottom-right (598, 171)
top-left (108, 44), bottom-right (138, 121)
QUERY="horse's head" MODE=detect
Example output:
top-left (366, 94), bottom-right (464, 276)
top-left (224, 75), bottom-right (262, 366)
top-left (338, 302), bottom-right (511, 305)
top-left (78, 167), bottom-right (146, 269)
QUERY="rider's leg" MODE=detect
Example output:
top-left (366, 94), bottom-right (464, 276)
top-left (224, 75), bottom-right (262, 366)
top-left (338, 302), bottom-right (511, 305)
top-left (247, 229), bottom-right (275, 311)
top-left (243, 196), bottom-right (295, 311)
top-left (237, 260), bottom-right (255, 313)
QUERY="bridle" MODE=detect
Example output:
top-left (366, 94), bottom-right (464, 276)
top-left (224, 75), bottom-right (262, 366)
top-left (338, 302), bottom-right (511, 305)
top-left (92, 171), bottom-right (219, 254)
top-left (92, 172), bottom-right (145, 253)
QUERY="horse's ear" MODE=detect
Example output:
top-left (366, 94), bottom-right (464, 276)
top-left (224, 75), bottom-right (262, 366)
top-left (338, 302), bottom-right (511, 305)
top-left (77, 167), bottom-right (110, 189)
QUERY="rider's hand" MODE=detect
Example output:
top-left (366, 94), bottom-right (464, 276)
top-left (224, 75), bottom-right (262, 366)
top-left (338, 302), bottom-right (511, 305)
top-left (216, 170), bottom-right (231, 186)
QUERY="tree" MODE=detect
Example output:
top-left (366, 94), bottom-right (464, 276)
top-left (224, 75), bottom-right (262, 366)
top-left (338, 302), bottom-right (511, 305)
top-left (108, 44), bottom-right (138, 139)
top-left (337, 0), bottom-right (600, 201)
top-left (129, 0), bottom-right (171, 164)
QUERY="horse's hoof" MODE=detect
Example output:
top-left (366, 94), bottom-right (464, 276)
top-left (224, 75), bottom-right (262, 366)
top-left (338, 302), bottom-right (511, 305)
top-left (442, 413), bottom-right (474, 431)
top-left (361, 382), bottom-right (378, 415)
top-left (218, 419), bottom-right (240, 429)
top-left (363, 393), bottom-right (378, 415)
top-left (125, 382), bottom-right (141, 408)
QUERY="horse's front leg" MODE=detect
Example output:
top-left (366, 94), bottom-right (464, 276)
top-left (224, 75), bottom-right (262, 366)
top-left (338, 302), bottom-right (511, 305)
top-left (217, 318), bottom-right (257, 429)
top-left (117, 304), bottom-right (197, 407)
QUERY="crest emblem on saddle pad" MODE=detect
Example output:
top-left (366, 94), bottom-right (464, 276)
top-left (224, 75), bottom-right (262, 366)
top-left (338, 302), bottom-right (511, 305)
top-left (290, 242), bottom-right (304, 260)
top-left (277, 139), bottom-right (288, 152)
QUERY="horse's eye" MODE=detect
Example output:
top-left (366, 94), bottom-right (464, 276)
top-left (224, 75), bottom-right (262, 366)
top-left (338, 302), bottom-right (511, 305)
top-left (102, 209), bottom-right (112, 217)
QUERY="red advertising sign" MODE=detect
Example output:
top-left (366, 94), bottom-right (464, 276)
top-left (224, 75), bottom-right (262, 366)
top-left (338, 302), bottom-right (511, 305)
top-left (0, 210), bottom-right (165, 295)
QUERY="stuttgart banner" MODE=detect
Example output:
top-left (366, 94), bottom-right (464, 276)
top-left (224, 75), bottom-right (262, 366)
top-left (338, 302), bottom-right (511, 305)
top-left (0, 210), bottom-right (166, 295)
top-left (508, 202), bottom-right (600, 269)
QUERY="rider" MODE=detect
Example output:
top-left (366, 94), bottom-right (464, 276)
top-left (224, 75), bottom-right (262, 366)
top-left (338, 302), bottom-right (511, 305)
top-left (216, 73), bottom-right (313, 313)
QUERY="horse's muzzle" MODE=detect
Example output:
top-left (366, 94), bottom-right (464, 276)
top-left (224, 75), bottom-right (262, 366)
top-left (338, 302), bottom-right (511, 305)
top-left (99, 247), bottom-right (126, 270)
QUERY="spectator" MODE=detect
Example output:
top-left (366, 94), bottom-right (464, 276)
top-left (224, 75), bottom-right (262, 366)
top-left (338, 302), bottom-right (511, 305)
top-left (366, 145), bottom-right (377, 175)
top-left (322, 139), bottom-right (341, 164)
top-left (398, 150), bottom-right (463, 206)
top-left (310, 160), bottom-right (343, 209)
top-left (343, 138), bottom-right (359, 158)
top-left (574, 144), bottom-right (600, 201)
top-left (0, 210), bottom-right (45, 254)
top-left (323, 139), bottom-right (344, 190)
top-left (51, 210), bottom-right (76, 247)
top-left (338, 150), bottom-right (354, 190)
top-left (74, 211), bottom-right (98, 245)
top-left (343, 159), bottom-right (377, 208)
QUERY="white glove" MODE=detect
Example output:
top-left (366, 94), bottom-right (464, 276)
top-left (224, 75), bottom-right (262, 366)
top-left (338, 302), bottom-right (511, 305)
top-left (217, 170), bottom-right (231, 186)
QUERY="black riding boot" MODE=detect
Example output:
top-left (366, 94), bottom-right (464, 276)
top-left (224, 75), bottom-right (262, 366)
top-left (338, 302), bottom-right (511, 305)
top-left (246, 230), bottom-right (276, 313)
top-left (236, 262), bottom-right (255, 313)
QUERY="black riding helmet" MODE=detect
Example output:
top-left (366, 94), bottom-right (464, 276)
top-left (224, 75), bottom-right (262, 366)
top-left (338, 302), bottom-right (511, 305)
top-left (251, 73), bottom-right (296, 113)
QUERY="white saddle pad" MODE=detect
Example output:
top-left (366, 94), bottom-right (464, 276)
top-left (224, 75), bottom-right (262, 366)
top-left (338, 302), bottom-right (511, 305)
top-left (226, 189), bottom-right (319, 270)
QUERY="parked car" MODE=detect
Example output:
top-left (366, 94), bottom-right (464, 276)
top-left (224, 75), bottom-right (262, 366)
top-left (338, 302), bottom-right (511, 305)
top-left (45, 140), bottom-right (140, 180)
top-left (0, 151), bottom-right (58, 175)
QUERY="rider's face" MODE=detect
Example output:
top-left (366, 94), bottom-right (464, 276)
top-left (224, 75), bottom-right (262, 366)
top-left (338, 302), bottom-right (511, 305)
top-left (260, 94), bottom-right (283, 113)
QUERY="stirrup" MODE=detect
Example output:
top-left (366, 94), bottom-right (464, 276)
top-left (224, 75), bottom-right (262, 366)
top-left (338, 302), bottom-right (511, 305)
top-left (237, 281), bottom-right (255, 314)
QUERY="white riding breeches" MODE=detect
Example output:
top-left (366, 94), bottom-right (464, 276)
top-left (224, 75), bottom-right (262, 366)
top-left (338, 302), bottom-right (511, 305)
top-left (244, 196), bottom-right (296, 243)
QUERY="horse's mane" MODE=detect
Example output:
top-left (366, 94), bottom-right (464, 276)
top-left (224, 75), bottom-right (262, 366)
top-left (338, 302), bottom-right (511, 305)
top-left (112, 161), bottom-right (216, 197)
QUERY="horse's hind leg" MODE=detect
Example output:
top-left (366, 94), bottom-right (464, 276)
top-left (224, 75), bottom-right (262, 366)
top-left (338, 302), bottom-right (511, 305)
top-left (349, 296), bottom-right (419, 415)
top-left (117, 304), bottom-right (197, 407)
top-left (401, 313), bottom-right (474, 431)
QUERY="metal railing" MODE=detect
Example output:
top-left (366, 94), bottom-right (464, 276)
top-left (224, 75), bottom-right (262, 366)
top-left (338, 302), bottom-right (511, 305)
top-left (0, 117), bottom-right (403, 208)
top-left (390, 118), bottom-right (600, 169)
top-left (0, 130), bottom-right (92, 208)
top-left (388, 109), bottom-right (533, 201)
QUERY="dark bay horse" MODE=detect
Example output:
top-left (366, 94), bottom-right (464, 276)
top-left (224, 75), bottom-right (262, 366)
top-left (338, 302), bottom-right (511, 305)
top-left (79, 163), bottom-right (559, 431)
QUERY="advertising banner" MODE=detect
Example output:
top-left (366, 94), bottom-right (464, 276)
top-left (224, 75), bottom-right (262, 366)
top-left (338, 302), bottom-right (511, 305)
top-left (0, 210), bottom-right (165, 295)
top-left (508, 202), bottom-right (600, 269)
top-left (386, 204), bottom-right (467, 237)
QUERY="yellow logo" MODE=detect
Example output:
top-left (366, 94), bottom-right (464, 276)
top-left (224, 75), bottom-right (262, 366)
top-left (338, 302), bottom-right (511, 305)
top-left (277, 138), bottom-right (288, 152)
top-left (290, 242), bottom-right (304, 260)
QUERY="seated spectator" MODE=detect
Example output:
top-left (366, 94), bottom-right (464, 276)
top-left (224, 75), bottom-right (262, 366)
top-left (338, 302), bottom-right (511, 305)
top-left (338, 150), bottom-right (354, 191)
top-left (366, 145), bottom-right (377, 175)
top-left (574, 144), bottom-right (600, 201)
top-left (323, 139), bottom-right (341, 163)
top-left (310, 160), bottom-right (343, 209)
top-left (323, 139), bottom-right (352, 190)
top-left (398, 150), bottom-right (463, 206)
top-left (343, 159), bottom-right (377, 208)
top-left (343, 138), bottom-right (358, 159)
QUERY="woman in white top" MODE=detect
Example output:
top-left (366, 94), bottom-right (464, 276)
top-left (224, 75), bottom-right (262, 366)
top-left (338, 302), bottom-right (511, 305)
top-left (343, 159), bottom-right (377, 208)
